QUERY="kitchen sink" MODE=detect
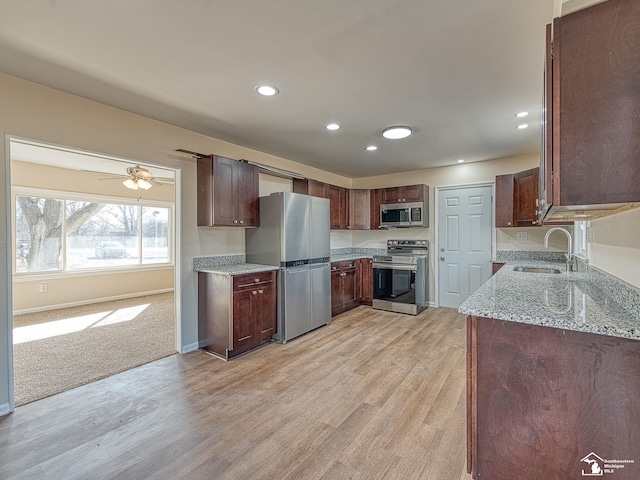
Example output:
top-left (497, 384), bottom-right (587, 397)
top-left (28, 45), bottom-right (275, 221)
top-left (513, 266), bottom-right (562, 274)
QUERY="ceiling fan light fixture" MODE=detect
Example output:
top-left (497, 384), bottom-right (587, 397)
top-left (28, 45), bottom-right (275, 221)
top-left (137, 179), bottom-right (153, 190)
top-left (123, 178), bottom-right (138, 190)
top-left (382, 126), bottom-right (412, 139)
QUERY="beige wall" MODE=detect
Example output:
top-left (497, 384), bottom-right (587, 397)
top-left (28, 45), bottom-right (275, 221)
top-left (588, 208), bottom-right (640, 287)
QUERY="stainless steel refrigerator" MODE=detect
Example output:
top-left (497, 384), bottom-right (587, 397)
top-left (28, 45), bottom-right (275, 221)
top-left (245, 192), bottom-right (331, 342)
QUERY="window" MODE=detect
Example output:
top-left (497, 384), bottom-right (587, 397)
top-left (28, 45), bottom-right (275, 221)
top-left (15, 191), bottom-right (172, 274)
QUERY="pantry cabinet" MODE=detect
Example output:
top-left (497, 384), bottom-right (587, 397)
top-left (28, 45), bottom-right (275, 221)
top-left (539, 0), bottom-right (640, 222)
top-left (197, 155), bottom-right (259, 227)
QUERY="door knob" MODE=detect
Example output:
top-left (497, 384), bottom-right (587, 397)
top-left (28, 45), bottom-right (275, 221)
top-left (440, 247), bottom-right (444, 252)
top-left (440, 256), bottom-right (445, 261)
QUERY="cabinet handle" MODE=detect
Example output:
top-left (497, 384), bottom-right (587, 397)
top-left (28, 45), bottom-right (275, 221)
top-left (507, 222), bottom-right (512, 226)
top-left (252, 290), bottom-right (257, 295)
top-left (258, 289), bottom-right (263, 294)
top-left (255, 278), bottom-right (260, 282)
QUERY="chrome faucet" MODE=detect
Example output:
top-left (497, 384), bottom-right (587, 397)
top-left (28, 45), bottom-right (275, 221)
top-left (544, 227), bottom-right (575, 271)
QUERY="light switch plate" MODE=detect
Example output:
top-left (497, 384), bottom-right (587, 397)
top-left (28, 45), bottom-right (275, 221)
top-left (517, 231), bottom-right (528, 241)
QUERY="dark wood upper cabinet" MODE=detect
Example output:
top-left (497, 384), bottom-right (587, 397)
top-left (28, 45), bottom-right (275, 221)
top-left (496, 168), bottom-right (539, 227)
top-left (197, 155), bottom-right (259, 227)
top-left (292, 178), bottom-right (327, 198)
top-left (370, 188), bottom-right (384, 230)
top-left (327, 184), bottom-right (349, 230)
top-left (348, 189), bottom-right (370, 230)
top-left (495, 174), bottom-right (515, 227)
top-left (541, 0), bottom-right (640, 222)
top-left (382, 184), bottom-right (427, 203)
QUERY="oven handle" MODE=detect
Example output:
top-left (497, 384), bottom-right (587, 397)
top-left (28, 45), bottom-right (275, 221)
top-left (373, 263), bottom-right (417, 271)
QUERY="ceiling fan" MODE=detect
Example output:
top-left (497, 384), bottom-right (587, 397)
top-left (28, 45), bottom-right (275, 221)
top-left (99, 165), bottom-right (174, 190)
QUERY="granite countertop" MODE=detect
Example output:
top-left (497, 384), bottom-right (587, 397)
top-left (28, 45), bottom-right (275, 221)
top-left (195, 263), bottom-right (279, 275)
top-left (330, 253), bottom-right (374, 262)
top-left (459, 260), bottom-right (640, 340)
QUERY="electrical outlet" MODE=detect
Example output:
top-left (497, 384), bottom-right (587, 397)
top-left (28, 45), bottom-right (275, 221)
top-left (517, 231), bottom-right (528, 241)
top-left (39, 283), bottom-right (48, 293)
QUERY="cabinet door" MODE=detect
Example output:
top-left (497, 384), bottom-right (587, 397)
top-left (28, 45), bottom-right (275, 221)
top-left (327, 184), bottom-right (348, 229)
top-left (213, 156), bottom-right (237, 226)
top-left (255, 283), bottom-right (277, 341)
top-left (293, 178), bottom-right (327, 198)
top-left (342, 265), bottom-right (359, 310)
top-left (370, 188), bottom-right (383, 230)
top-left (359, 258), bottom-right (373, 305)
top-left (330, 266), bottom-right (342, 316)
top-left (514, 168), bottom-right (539, 226)
top-left (196, 156), bottom-right (214, 226)
top-left (402, 184), bottom-right (426, 202)
top-left (495, 174), bottom-right (515, 227)
top-left (232, 289), bottom-right (256, 350)
top-left (349, 189), bottom-right (370, 230)
top-left (236, 161), bottom-right (259, 226)
top-left (538, 23), bottom-right (554, 223)
top-left (382, 186), bottom-right (402, 203)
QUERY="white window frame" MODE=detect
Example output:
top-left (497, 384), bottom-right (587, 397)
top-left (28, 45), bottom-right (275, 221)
top-left (12, 186), bottom-right (174, 278)
top-left (574, 220), bottom-right (588, 258)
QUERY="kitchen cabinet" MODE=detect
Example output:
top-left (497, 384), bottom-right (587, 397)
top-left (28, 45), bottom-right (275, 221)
top-left (467, 315), bottom-right (640, 479)
top-left (198, 270), bottom-right (277, 360)
top-left (327, 184), bottom-right (349, 230)
top-left (491, 262), bottom-right (504, 275)
top-left (331, 260), bottom-right (359, 316)
top-left (197, 155), bottom-right (259, 227)
top-left (293, 178), bottom-right (350, 230)
top-left (370, 188), bottom-right (384, 230)
top-left (348, 189), bottom-right (370, 230)
top-left (539, 0), bottom-right (640, 223)
top-left (382, 184), bottom-right (427, 204)
top-left (292, 178), bottom-right (327, 198)
top-left (495, 168), bottom-right (539, 227)
top-left (358, 258), bottom-right (373, 306)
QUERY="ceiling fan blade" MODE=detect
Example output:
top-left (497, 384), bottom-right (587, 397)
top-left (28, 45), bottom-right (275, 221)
top-left (98, 176), bottom-right (127, 181)
top-left (153, 176), bottom-right (174, 182)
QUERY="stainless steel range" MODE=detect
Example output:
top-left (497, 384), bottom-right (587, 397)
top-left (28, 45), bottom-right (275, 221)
top-left (372, 240), bottom-right (429, 315)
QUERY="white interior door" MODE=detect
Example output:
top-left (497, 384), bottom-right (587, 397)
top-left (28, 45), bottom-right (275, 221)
top-left (438, 185), bottom-right (493, 309)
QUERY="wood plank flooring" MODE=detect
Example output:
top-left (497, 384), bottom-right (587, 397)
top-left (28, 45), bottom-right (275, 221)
top-left (0, 306), bottom-right (472, 480)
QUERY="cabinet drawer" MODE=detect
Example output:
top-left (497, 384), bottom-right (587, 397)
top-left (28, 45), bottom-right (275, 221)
top-left (331, 260), bottom-right (357, 272)
top-left (233, 271), bottom-right (275, 291)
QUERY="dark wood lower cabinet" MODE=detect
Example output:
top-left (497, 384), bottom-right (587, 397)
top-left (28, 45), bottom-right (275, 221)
top-left (198, 270), bottom-right (277, 360)
top-left (467, 315), bottom-right (640, 479)
top-left (491, 262), bottom-right (505, 275)
top-left (359, 258), bottom-right (373, 305)
top-left (331, 260), bottom-right (358, 316)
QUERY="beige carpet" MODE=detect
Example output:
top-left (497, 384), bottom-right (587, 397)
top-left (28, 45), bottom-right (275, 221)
top-left (12, 292), bottom-right (176, 406)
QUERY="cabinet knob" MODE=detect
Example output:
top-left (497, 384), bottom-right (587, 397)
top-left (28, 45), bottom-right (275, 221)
top-left (255, 278), bottom-right (260, 282)
top-left (240, 220), bottom-right (244, 224)
top-left (258, 289), bottom-right (263, 294)
top-left (507, 222), bottom-right (512, 226)
top-left (252, 290), bottom-right (257, 295)
top-left (233, 220), bottom-right (239, 224)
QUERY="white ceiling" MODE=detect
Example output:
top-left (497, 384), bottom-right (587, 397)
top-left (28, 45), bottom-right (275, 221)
top-left (0, 0), bottom-right (555, 178)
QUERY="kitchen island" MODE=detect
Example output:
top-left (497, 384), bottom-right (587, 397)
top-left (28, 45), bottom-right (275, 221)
top-left (460, 261), bottom-right (640, 479)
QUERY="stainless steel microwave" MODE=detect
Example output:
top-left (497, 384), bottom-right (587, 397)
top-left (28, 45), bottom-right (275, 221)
top-left (380, 202), bottom-right (428, 228)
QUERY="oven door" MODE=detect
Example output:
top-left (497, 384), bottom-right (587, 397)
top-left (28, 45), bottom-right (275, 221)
top-left (373, 263), bottom-right (416, 306)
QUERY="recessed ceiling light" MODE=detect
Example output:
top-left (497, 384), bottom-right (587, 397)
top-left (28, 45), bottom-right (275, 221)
top-left (515, 112), bottom-right (529, 118)
top-left (382, 126), bottom-right (412, 139)
top-left (457, 159), bottom-right (465, 163)
top-left (326, 123), bottom-right (341, 131)
top-left (255, 85), bottom-right (279, 96)
top-left (517, 124), bottom-right (529, 129)
top-left (365, 145), bottom-right (378, 151)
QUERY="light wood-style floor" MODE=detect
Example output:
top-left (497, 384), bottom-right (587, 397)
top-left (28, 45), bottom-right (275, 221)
top-left (0, 306), bottom-right (472, 480)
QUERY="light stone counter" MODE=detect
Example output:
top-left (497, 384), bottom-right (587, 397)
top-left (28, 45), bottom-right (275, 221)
top-left (194, 263), bottom-right (278, 275)
top-left (459, 260), bottom-right (640, 340)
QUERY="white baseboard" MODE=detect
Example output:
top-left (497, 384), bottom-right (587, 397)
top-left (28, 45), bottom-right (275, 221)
top-left (13, 288), bottom-right (175, 316)
top-left (0, 402), bottom-right (12, 417)
top-left (181, 342), bottom-right (200, 354)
